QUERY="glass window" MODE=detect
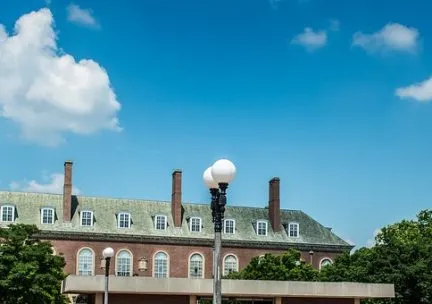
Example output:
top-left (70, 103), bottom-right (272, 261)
top-left (41, 208), bottom-right (54, 224)
top-left (155, 215), bottom-right (167, 230)
top-left (77, 248), bottom-right (93, 276)
top-left (320, 258), bottom-right (333, 269)
top-left (1, 205), bottom-right (14, 222)
top-left (288, 222), bottom-right (299, 237)
top-left (257, 221), bottom-right (267, 236)
top-left (118, 213), bottom-right (131, 228)
top-left (116, 250), bottom-right (132, 276)
top-left (189, 253), bottom-right (204, 278)
top-left (190, 217), bottom-right (201, 232)
top-left (224, 219), bottom-right (235, 234)
top-left (153, 252), bottom-right (168, 278)
top-left (81, 211), bottom-right (93, 226)
top-left (223, 255), bottom-right (238, 275)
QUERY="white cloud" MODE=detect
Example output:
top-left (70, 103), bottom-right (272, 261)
top-left (352, 23), bottom-right (419, 53)
top-left (396, 77), bottom-right (432, 102)
top-left (0, 8), bottom-right (121, 146)
top-left (291, 27), bottom-right (327, 51)
top-left (66, 3), bottom-right (99, 28)
top-left (366, 228), bottom-right (382, 248)
top-left (10, 173), bottom-right (80, 194)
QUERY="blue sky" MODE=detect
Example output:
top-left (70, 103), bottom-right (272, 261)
top-left (0, 0), bottom-right (431, 247)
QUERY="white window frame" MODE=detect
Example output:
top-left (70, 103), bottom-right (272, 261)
top-left (40, 207), bottom-right (55, 224)
top-left (76, 248), bottom-right (95, 276)
top-left (223, 254), bottom-right (239, 276)
top-left (288, 222), bottom-right (300, 238)
top-left (0, 205), bottom-right (15, 222)
top-left (224, 219), bottom-right (235, 234)
top-left (116, 249), bottom-right (133, 277)
top-left (153, 251), bottom-right (169, 278)
top-left (319, 257), bottom-right (333, 270)
top-left (189, 217), bottom-right (202, 232)
top-left (155, 215), bottom-right (167, 230)
top-left (80, 210), bottom-right (94, 226)
top-left (256, 220), bottom-right (268, 236)
top-left (118, 212), bottom-right (131, 228)
top-left (188, 253), bottom-right (204, 278)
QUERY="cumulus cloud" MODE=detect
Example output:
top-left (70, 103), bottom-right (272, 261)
top-left (291, 27), bottom-right (327, 51)
top-left (396, 77), bottom-right (432, 102)
top-left (0, 8), bottom-right (121, 146)
top-left (66, 3), bottom-right (99, 28)
top-left (352, 23), bottom-right (419, 53)
top-left (10, 173), bottom-right (80, 194)
top-left (366, 228), bottom-right (382, 248)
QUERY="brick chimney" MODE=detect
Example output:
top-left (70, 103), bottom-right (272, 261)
top-left (63, 160), bottom-right (73, 222)
top-left (171, 170), bottom-right (182, 227)
top-left (268, 177), bottom-right (281, 232)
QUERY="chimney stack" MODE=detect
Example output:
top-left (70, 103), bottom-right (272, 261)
top-left (268, 177), bottom-right (281, 232)
top-left (63, 160), bottom-right (73, 222)
top-left (171, 170), bottom-right (182, 227)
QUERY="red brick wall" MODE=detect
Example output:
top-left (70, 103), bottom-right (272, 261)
top-left (52, 240), bottom-right (342, 278)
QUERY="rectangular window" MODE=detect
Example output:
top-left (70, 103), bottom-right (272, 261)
top-left (1, 206), bottom-right (14, 222)
top-left (41, 208), bottom-right (54, 224)
top-left (190, 217), bottom-right (201, 232)
top-left (224, 219), bottom-right (235, 234)
top-left (257, 221), bottom-right (267, 236)
top-left (289, 223), bottom-right (299, 237)
top-left (155, 215), bottom-right (167, 230)
top-left (81, 211), bottom-right (93, 226)
top-left (118, 213), bottom-right (131, 228)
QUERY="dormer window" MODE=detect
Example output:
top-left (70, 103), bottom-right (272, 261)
top-left (288, 222), bottom-right (299, 237)
top-left (118, 212), bottom-right (131, 228)
top-left (1, 205), bottom-right (14, 222)
top-left (224, 219), bottom-right (235, 234)
top-left (256, 220), bottom-right (268, 236)
top-left (190, 217), bottom-right (201, 232)
top-left (41, 207), bottom-right (55, 224)
top-left (155, 215), bottom-right (167, 230)
top-left (81, 211), bottom-right (94, 226)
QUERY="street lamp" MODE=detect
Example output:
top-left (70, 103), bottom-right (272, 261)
top-left (203, 159), bottom-right (236, 304)
top-left (102, 247), bottom-right (115, 304)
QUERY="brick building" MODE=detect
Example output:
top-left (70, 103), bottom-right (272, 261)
top-left (0, 161), bottom-right (394, 303)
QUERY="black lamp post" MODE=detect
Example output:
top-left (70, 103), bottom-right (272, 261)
top-left (102, 247), bottom-right (114, 304)
top-left (203, 159), bottom-right (236, 304)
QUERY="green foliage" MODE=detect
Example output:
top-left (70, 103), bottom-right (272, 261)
top-left (0, 224), bottom-right (69, 304)
top-left (225, 249), bottom-right (319, 281)
top-left (320, 209), bottom-right (432, 304)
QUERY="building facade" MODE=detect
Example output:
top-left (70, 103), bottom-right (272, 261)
top-left (0, 161), bottom-right (361, 303)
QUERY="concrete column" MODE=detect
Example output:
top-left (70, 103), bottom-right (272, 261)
top-left (274, 297), bottom-right (282, 304)
top-left (354, 299), bottom-right (360, 304)
top-left (95, 293), bottom-right (103, 304)
top-left (189, 295), bottom-right (197, 304)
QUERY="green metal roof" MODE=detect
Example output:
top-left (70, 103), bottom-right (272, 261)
top-left (0, 191), bottom-right (352, 249)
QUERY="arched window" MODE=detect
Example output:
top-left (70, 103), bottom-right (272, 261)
top-left (189, 253), bottom-right (204, 278)
top-left (77, 248), bottom-right (94, 276)
top-left (116, 250), bottom-right (132, 276)
top-left (320, 258), bottom-right (333, 269)
top-left (223, 254), bottom-right (238, 275)
top-left (153, 251), bottom-right (168, 278)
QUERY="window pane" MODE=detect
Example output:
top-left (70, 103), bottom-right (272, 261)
top-left (223, 255), bottom-right (237, 275)
top-left (78, 249), bottom-right (93, 276)
top-left (257, 222), bottom-right (267, 235)
top-left (156, 216), bottom-right (166, 230)
top-left (1, 206), bottom-right (13, 222)
top-left (191, 218), bottom-right (201, 232)
top-left (189, 254), bottom-right (203, 278)
top-left (289, 223), bottom-right (299, 237)
top-left (224, 220), bottom-right (234, 234)
top-left (154, 252), bottom-right (168, 278)
top-left (42, 208), bottom-right (53, 224)
top-left (117, 251), bottom-right (132, 276)
top-left (81, 211), bottom-right (92, 226)
top-left (119, 213), bottom-right (130, 228)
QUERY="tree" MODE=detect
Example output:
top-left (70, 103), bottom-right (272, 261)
top-left (225, 249), bottom-right (319, 281)
top-left (0, 224), bottom-right (69, 304)
top-left (320, 209), bottom-right (432, 304)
